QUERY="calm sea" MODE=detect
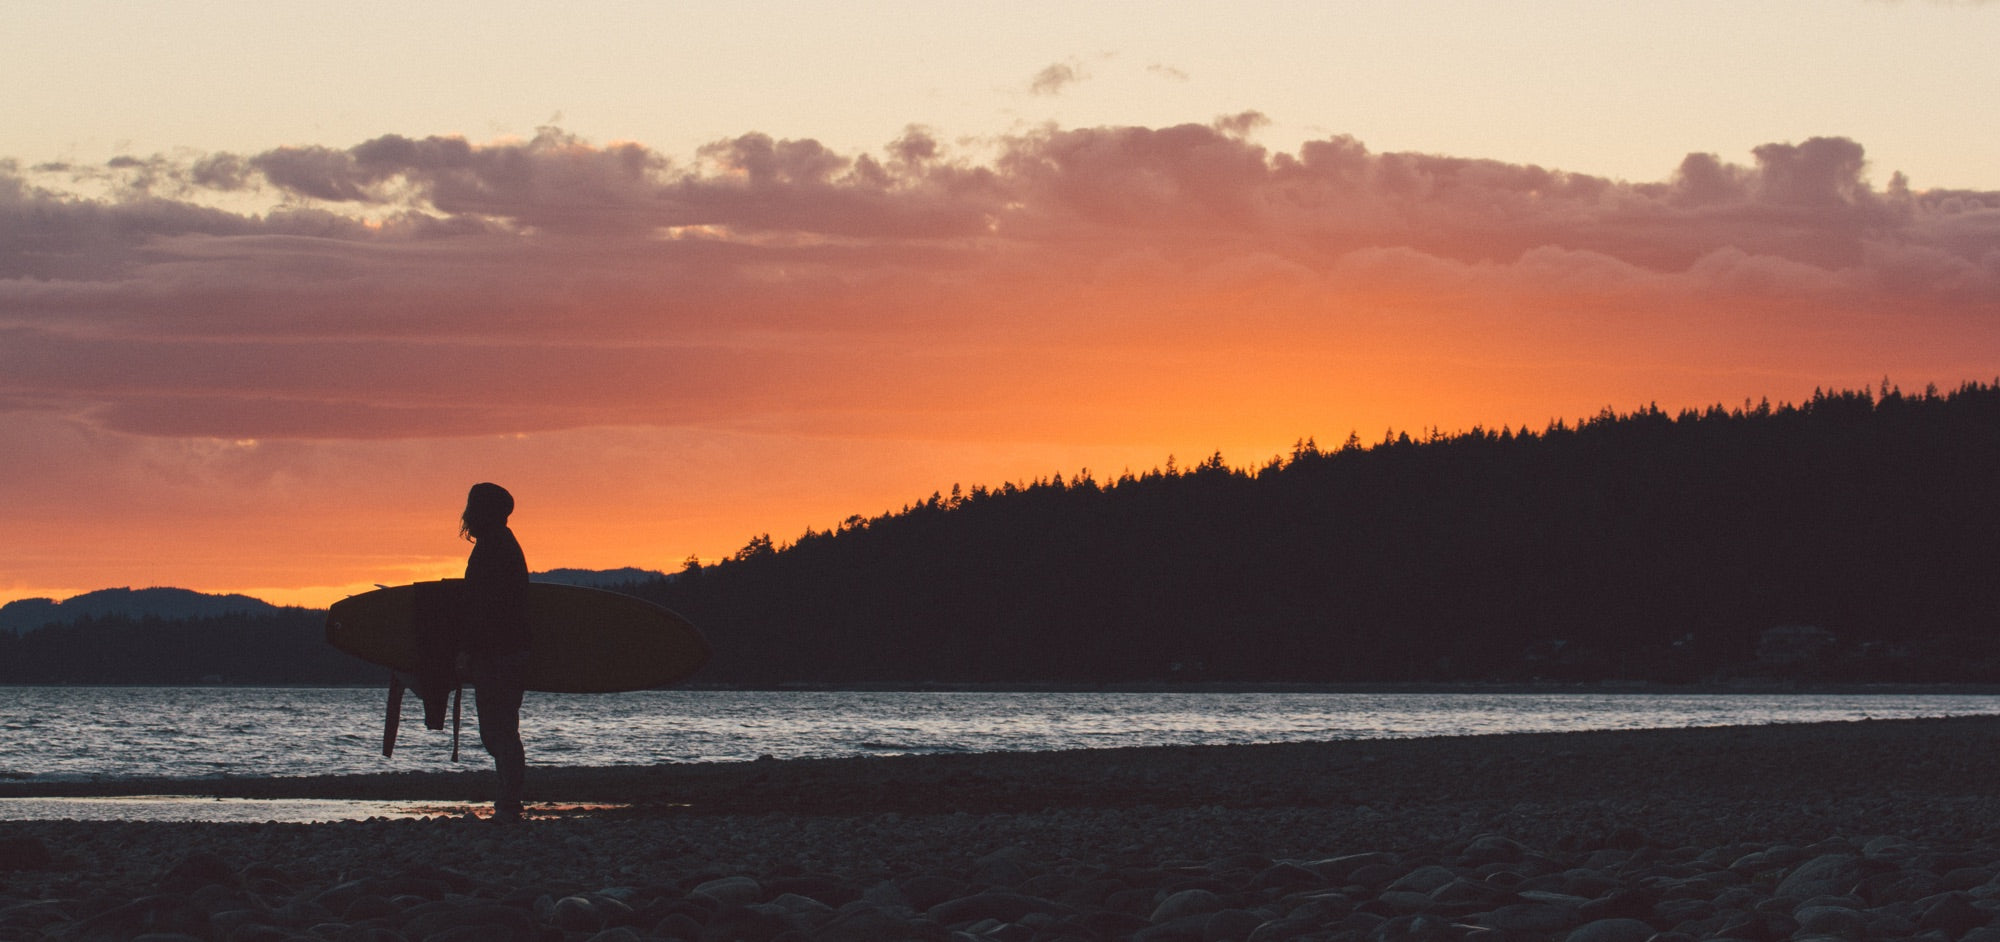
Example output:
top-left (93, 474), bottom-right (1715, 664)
top-left (3, 688), bottom-right (1996, 821)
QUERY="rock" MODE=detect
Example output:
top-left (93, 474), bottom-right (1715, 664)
top-left (1863, 836), bottom-right (1918, 859)
top-left (1479, 902), bottom-right (1578, 934)
top-left (159, 851), bottom-right (237, 892)
top-left (400, 902), bottom-right (538, 942)
top-left (1244, 917), bottom-right (1318, 942)
top-left (1134, 913), bottom-right (1212, 942)
top-left (1858, 867), bottom-right (1944, 904)
top-left (1459, 835), bottom-right (1527, 866)
top-left (553, 895), bottom-right (602, 931)
top-left (222, 925), bottom-right (300, 942)
top-left (768, 892), bottom-right (835, 920)
top-left (767, 875), bottom-right (863, 908)
top-left (1708, 909), bottom-right (1798, 941)
top-left (0, 899), bottom-right (72, 931)
top-left (1865, 910), bottom-right (1920, 938)
top-left (1793, 904), bottom-right (1866, 937)
top-left (207, 908), bottom-right (273, 939)
top-left (927, 891), bottom-right (1071, 926)
top-left (1347, 863), bottom-right (1404, 889)
top-left (1576, 889), bottom-right (1653, 922)
top-left (1429, 878), bottom-right (1508, 911)
top-left (1253, 863), bottom-right (1325, 892)
top-left (1729, 846), bottom-right (1806, 875)
top-left (1517, 890), bottom-right (1590, 909)
top-left (896, 874), bottom-right (965, 910)
top-left (423, 925), bottom-right (536, 942)
top-left (1563, 917), bottom-right (1654, 942)
top-left (316, 928), bottom-right (405, 942)
top-left (811, 903), bottom-right (919, 942)
top-left (1305, 853), bottom-right (1399, 884)
top-left (652, 912), bottom-right (704, 940)
top-left (969, 846), bottom-right (1033, 887)
top-left (1205, 907), bottom-right (1266, 941)
top-left (1920, 891), bottom-right (1992, 937)
top-left (1370, 912), bottom-right (1456, 942)
top-left (1944, 867), bottom-right (1995, 891)
top-left (1652, 898), bottom-right (1714, 925)
top-left (1385, 866), bottom-right (1458, 894)
top-left (0, 836), bottom-right (54, 871)
top-left (698, 904), bottom-right (793, 942)
top-left (692, 875), bottom-right (763, 907)
top-left (1371, 891), bottom-right (1434, 914)
top-left (1151, 888), bottom-right (1225, 923)
top-left (1775, 855), bottom-right (1866, 900)
top-left (1079, 910), bottom-right (1154, 938)
top-left (63, 895), bottom-right (210, 940)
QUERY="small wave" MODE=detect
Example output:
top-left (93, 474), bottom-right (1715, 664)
top-left (0, 770), bottom-right (33, 780)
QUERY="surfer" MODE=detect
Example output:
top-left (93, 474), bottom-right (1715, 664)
top-left (459, 482), bottom-right (531, 823)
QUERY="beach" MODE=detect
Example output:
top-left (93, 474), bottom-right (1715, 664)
top-left (5, 715), bottom-right (2000, 940)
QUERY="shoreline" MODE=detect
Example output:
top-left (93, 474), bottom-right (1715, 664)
top-left (2, 714), bottom-right (1996, 819)
top-left (7, 717), bottom-right (2000, 940)
top-left (8, 680), bottom-right (2000, 694)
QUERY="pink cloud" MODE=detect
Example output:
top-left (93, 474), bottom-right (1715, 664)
top-left (0, 121), bottom-right (1994, 448)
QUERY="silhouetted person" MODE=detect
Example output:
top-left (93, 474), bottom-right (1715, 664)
top-left (460, 482), bottom-right (531, 823)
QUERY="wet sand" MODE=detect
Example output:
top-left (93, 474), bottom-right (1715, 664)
top-left (5, 716), bottom-right (2000, 940)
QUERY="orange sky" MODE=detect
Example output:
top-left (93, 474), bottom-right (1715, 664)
top-left (3, 125), bottom-right (1997, 608)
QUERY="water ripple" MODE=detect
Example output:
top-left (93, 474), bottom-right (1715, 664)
top-left (0, 687), bottom-right (1995, 783)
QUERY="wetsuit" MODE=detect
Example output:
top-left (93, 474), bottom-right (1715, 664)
top-left (464, 523), bottom-right (531, 820)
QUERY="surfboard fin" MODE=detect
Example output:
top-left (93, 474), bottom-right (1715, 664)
top-left (420, 681), bottom-right (450, 731)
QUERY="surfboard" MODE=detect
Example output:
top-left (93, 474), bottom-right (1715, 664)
top-left (325, 580), bottom-right (710, 694)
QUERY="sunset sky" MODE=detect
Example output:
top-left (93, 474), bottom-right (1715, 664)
top-left (4, 1), bottom-right (1998, 609)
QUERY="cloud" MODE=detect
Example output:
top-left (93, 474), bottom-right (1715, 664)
top-left (1029, 61), bottom-right (1087, 96)
top-left (1, 123), bottom-right (1995, 448)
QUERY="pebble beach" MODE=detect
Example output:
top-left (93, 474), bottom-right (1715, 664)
top-left (5, 715), bottom-right (2000, 941)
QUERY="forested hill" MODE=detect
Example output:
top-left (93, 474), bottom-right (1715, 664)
top-left (0, 587), bottom-right (285, 635)
top-left (0, 610), bottom-right (378, 685)
top-left (632, 382), bottom-right (2000, 685)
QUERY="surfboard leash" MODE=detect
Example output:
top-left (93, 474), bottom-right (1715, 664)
top-left (450, 683), bottom-right (463, 762)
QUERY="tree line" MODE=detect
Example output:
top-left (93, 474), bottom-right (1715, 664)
top-left (629, 381), bottom-right (2000, 685)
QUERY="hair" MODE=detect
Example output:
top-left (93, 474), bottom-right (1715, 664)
top-left (460, 482), bottom-right (515, 542)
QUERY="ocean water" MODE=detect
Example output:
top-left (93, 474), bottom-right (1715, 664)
top-left (3, 687), bottom-right (1997, 785)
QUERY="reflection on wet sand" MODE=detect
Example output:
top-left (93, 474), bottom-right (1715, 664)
top-left (0, 796), bottom-right (630, 823)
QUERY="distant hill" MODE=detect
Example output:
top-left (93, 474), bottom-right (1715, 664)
top-left (532, 567), bottom-right (670, 588)
top-left (0, 569), bottom-right (665, 639)
top-left (0, 609), bottom-right (377, 685)
top-left (0, 587), bottom-right (286, 636)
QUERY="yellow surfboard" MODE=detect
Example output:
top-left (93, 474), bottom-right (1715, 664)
top-left (325, 580), bottom-right (709, 693)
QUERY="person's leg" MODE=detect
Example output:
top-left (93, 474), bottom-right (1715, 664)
top-left (475, 656), bottom-right (528, 821)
